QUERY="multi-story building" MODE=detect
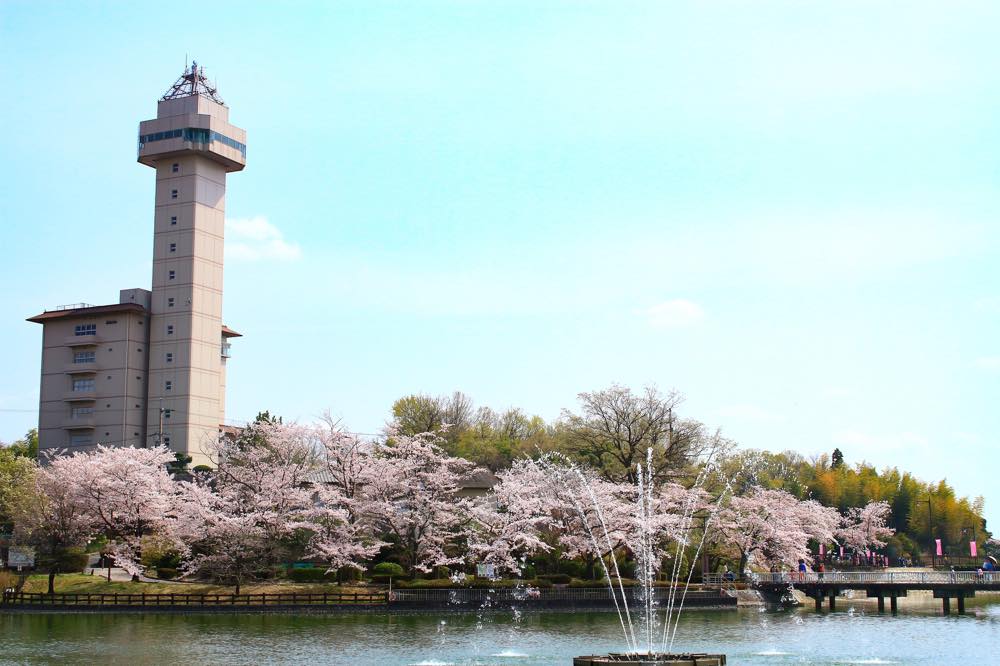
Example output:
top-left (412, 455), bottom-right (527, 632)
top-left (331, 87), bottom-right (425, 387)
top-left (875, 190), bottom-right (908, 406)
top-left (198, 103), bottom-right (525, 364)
top-left (27, 63), bottom-right (245, 466)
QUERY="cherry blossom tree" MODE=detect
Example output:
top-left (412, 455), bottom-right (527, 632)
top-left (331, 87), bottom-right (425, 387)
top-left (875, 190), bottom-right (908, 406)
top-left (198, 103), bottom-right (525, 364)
top-left (176, 422), bottom-right (323, 593)
top-left (55, 445), bottom-right (177, 579)
top-left (836, 500), bottom-right (895, 552)
top-left (713, 487), bottom-right (839, 573)
top-left (465, 459), bottom-right (556, 574)
top-left (12, 457), bottom-right (94, 593)
top-left (364, 430), bottom-right (478, 575)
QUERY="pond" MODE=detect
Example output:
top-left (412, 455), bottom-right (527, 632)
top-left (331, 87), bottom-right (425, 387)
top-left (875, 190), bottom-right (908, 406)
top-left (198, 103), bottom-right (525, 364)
top-left (2, 597), bottom-right (998, 665)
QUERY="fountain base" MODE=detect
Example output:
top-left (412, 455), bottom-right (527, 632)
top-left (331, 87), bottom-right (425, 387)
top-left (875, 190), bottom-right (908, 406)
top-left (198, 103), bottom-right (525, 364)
top-left (574, 654), bottom-right (726, 665)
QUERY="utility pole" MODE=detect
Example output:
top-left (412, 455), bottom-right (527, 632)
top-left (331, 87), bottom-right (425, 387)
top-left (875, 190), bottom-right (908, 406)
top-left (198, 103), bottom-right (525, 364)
top-left (158, 398), bottom-right (164, 447)
top-left (924, 497), bottom-right (934, 568)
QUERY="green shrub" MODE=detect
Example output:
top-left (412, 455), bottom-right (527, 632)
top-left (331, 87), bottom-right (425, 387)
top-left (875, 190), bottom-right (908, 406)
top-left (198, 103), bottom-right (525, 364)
top-left (54, 547), bottom-right (89, 574)
top-left (192, 465), bottom-right (213, 474)
top-left (287, 567), bottom-right (335, 582)
top-left (538, 573), bottom-right (571, 585)
top-left (156, 567), bottom-right (179, 580)
top-left (371, 562), bottom-right (405, 577)
top-left (521, 564), bottom-right (536, 579)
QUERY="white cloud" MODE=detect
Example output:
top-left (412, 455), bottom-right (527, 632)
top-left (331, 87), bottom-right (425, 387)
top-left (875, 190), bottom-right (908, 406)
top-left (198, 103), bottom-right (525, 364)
top-left (225, 216), bottom-right (302, 262)
top-left (643, 299), bottom-right (704, 329)
top-left (974, 356), bottom-right (1000, 371)
top-left (716, 404), bottom-right (785, 424)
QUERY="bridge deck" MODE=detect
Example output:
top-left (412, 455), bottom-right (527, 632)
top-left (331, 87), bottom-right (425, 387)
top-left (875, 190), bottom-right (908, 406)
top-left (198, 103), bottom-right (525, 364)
top-left (749, 571), bottom-right (1000, 592)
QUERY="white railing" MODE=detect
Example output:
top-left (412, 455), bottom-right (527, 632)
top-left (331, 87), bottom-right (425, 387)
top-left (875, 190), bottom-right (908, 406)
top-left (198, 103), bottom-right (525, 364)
top-left (750, 571), bottom-right (1000, 585)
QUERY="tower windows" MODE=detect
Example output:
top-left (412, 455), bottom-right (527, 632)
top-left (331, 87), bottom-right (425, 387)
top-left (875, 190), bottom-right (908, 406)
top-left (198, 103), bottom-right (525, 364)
top-left (170, 216), bottom-right (177, 226)
top-left (170, 189), bottom-right (178, 199)
top-left (71, 406), bottom-right (94, 418)
top-left (169, 243), bottom-right (177, 253)
top-left (171, 163), bottom-right (179, 173)
top-left (72, 378), bottom-right (95, 392)
top-left (166, 325), bottom-right (174, 335)
top-left (73, 351), bottom-right (95, 364)
top-left (165, 380), bottom-right (172, 392)
top-left (168, 270), bottom-right (176, 280)
top-left (69, 434), bottom-right (93, 447)
top-left (167, 297), bottom-right (175, 308)
top-left (164, 409), bottom-right (172, 419)
top-left (165, 352), bottom-right (173, 363)
top-left (74, 324), bottom-right (96, 336)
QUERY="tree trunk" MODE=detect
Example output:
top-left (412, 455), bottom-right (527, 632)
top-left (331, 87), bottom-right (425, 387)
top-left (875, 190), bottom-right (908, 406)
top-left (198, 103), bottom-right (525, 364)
top-left (47, 571), bottom-right (56, 595)
top-left (235, 579), bottom-right (241, 596)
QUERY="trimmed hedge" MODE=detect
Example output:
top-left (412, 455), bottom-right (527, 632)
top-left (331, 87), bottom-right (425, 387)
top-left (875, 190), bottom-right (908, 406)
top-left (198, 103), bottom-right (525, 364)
top-left (538, 573), bottom-right (572, 585)
top-left (156, 567), bottom-right (179, 580)
top-left (286, 567), bottom-right (336, 582)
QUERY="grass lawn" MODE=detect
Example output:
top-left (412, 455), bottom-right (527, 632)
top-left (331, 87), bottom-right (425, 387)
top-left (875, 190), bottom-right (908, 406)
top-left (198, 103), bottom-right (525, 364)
top-left (20, 574), bottom-right (373, 596)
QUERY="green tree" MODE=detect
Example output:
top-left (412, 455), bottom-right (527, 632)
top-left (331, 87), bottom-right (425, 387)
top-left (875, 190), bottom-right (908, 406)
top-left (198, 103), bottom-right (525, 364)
top-left (831, 447), bottom-right (844, 469)
top-left (7, 429), bottom-right (38, 459)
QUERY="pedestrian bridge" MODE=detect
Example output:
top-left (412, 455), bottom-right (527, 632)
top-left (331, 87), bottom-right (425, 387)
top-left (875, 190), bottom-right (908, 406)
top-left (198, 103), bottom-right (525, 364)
top-left (747, 570), bottom-right (1000, 614)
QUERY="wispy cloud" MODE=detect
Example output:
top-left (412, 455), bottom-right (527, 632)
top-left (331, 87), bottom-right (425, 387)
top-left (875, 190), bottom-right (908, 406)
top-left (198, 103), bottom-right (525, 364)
top-left (226, 216), bottom-right (302, 262)
top-left (643, 299), bottom-right (704, 329)
top-left (974, 356), bottom-right (1000, 371)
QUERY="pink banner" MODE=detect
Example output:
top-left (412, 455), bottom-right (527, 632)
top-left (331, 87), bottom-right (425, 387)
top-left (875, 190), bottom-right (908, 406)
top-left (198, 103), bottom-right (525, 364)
top-left (839, 546), bottom-right (844, 559)
top-left (819, 543), bottom-right (825, 557)
top-left (970, 541), bottom-right (977, 557)
top-left (935, 539), bottom-right (943, 556)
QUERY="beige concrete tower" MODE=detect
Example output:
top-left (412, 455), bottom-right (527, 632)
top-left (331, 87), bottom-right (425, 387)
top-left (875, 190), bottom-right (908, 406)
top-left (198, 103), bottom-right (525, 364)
top-left (137, 63), bottom-right (245, 465)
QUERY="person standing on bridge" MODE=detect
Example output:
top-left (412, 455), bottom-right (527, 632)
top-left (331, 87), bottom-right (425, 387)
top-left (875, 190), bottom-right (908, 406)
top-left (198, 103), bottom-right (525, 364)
top-left (798, 559), bottom-right (807, 582)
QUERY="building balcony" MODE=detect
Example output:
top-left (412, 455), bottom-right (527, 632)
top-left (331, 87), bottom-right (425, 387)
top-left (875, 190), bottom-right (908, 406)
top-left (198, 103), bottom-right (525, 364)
top-left (62, 416), bottom-right (96, 429)
top-left (64, 362), bottom-right (99, 374)
top-left (63, 390), bottom-right (97, 402)
top-left (63, 335), bottom-right (102, 348)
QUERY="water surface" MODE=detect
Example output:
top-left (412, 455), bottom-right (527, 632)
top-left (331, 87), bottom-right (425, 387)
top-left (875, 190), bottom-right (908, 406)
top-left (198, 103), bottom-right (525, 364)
top-left (2, 599), bottom-right (998, 665)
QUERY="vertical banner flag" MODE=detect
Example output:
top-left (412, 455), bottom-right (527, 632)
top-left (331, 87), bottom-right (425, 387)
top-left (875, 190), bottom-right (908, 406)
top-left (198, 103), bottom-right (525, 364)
top-left (935, 539), bottom-right (943, 556)
top-left (819, 543), bottom-right (825, 558)
top-left (970, 541), bottom-right (978, 558)
top-left (839, 546), bottom-right (844, 559)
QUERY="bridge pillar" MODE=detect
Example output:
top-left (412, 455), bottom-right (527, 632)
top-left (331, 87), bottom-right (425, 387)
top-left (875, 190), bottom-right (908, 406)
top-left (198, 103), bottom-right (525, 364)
top-left (942, 596), bottom-right (950, 615)
top-left (957, 595), bottom-right (965, 614)
top-left (890, 595), bottom-right (897, 614)
top-left (828, 591), bottom-right (836, 611)
top-left (876, 595), bottom-right (884, 613)
top-left (814, 595), bottom-right (822, 612)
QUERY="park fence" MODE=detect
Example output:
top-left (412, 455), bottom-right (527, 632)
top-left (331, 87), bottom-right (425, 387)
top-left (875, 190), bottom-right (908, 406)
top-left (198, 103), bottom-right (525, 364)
top-left (1, 587), bottom-right (735, 611)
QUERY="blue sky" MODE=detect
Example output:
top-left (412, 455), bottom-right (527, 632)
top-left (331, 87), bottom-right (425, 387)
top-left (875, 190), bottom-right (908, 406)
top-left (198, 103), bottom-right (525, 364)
top-left (1, 2), bottom-right (997, 526)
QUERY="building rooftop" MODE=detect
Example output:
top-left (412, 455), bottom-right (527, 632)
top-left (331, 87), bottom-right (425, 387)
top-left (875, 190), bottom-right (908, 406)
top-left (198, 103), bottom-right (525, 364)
top-left (26, 302), bottom-right (146, 324)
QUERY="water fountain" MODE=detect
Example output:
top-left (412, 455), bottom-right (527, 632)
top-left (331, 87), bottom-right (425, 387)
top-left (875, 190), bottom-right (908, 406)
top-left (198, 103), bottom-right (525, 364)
top-left (537, 450), bottom-right (729, 665)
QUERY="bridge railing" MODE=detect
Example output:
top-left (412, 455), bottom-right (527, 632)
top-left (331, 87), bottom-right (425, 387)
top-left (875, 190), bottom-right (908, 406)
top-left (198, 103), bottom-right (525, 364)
top-left (749, 571), bottom-right (1000, 585)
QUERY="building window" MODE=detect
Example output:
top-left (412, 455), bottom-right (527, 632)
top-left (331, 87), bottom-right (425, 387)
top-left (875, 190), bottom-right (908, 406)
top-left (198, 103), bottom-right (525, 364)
top-left (69, 434), bottom-right (92, 447)
top-left (170, 189), bottom-right (178, 199)
top-left (168, 270), bottom-right (176, 280)
top-left (169, 243), bottom-right (177, 253)
top-left (170, 216), bottom-right (177, 226)
top-left (163, 435), bottom-right (171, 446)
top-left (73, 350), bottom-right (95, 364)
top-left (171, 163), bottom-right (179, 173)
top-left (72, 378), bottom-right (95, 392)
top-left (165, 380), bottom-right (172, 391)
top-left (166, 352), bottom-right (173, 363)
top-left (167, 297), bottom-right (175, 308)
top-left (71, 406), bottom-right (94, 418)
top-left (164, 409), bottom-right (172, 419)
top-left (74, 324), bottom-right (96, 336)
top-left (166, 325), bottom-right (174, 335)
top-left (105, 320), bottom-right (117, 325)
